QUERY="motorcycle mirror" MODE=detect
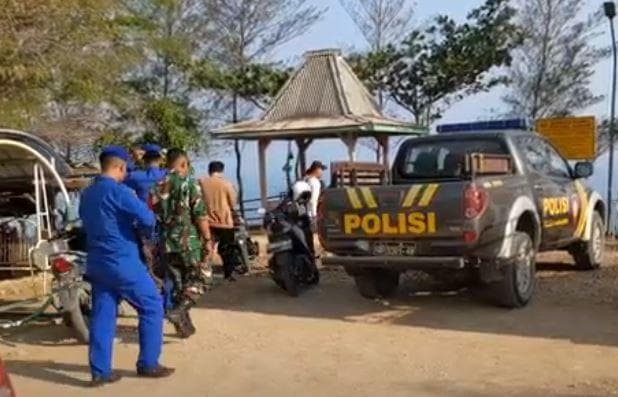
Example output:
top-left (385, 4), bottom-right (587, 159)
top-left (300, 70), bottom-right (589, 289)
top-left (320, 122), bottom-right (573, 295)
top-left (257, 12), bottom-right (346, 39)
top-left (257, 208), bottom-right (266, 215)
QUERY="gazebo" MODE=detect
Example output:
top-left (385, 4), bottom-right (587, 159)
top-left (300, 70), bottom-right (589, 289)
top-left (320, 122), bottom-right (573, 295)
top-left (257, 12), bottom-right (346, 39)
top-left (213, 49), bottom-right (427, 207)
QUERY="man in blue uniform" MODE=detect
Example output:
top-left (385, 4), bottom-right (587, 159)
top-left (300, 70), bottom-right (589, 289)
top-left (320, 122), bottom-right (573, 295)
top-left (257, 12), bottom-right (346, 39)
top-left (124, 144), bottom-right (176, 325)
top-left (79, 145), bottom-right (174, 387)
top-left (125, 144), bottom-right (167, 203)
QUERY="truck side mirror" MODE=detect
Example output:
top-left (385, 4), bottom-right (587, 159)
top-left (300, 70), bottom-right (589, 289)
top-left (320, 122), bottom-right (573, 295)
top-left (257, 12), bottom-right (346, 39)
top-left (573, 162), bottom-right (593, 179)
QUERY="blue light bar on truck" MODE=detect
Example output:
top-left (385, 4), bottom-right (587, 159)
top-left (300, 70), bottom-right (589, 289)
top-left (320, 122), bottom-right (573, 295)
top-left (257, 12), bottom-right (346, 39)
top-left (436, 119), bottom-right (529, 133)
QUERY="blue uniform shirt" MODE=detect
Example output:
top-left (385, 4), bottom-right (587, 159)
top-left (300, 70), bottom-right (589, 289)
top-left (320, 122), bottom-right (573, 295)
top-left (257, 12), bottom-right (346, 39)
top-left (79, 175), bottom-right (156, 287)
top-left (124, 166), bottom-right (168, 203)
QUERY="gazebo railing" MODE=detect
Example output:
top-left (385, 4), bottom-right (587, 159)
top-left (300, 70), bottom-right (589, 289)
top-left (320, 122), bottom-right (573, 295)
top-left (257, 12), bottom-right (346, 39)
top-left (240, 193), bottom-right (287, 229)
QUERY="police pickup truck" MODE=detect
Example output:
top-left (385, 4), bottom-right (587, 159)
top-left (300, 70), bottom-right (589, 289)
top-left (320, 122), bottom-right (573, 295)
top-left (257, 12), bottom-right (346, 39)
top-left (318, 120), bottom-right (605, 308)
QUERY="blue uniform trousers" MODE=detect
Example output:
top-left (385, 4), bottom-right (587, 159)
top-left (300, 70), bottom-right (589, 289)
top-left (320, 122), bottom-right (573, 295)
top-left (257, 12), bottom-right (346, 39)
top-left (89, 270), bottom-right (164, 378)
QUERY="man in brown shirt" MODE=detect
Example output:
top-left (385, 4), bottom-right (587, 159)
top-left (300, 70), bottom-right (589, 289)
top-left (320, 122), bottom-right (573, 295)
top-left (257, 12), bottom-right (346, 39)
top-left (200, 161), bottom-right (238, 281)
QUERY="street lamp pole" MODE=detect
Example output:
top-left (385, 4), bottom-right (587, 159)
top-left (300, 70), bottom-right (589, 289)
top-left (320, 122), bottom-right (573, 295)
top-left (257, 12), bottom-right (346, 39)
top-left (605, 1), bottom-right (617, 235)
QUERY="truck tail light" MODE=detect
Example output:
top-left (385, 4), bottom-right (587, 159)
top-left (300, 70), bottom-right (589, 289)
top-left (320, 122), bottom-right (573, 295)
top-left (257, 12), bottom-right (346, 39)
top-left (463, 230), bottom-right (478, 243)
top-left (463, 184), bottom-right (488, 219)
top-left (52, 256), bottom-right (73, 274)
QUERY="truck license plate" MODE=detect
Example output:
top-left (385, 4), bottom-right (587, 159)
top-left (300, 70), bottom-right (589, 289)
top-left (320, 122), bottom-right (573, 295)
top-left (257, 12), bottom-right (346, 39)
top-left (373, 242), bottom-right (416, 256)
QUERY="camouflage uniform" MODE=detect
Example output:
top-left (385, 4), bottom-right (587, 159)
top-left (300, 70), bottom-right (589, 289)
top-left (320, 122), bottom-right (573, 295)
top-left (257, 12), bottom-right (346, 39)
top-left (151, 172), bottom-right (210, 304)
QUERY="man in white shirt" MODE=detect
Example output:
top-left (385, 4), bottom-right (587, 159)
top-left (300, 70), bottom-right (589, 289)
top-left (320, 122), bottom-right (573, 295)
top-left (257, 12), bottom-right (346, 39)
top-left (304, 160), bottom-right (327, 220)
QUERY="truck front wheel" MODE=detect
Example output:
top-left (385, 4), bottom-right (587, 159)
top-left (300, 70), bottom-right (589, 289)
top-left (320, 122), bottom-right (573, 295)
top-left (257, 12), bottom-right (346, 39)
top-left (354, 269), bottom-right (400, 299)
top-left (486, 232), bottom-right (536, 308)
top-left (570, 211), bottom-right (604, 270)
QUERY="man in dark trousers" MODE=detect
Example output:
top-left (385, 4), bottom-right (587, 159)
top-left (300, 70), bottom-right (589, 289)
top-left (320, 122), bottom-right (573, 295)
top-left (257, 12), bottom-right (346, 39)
top-left (79, 146), bottom-right (174, 387)
top-left (200, 161), bottom-right (239, 281)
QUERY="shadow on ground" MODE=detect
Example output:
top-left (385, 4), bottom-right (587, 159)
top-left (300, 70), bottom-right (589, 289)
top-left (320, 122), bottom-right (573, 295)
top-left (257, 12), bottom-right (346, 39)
top-left (4, 359), bottom-right (137, 388)
top-left (2, 255), bottom-right (617, 349)
top-left (0, 322), bottom-right (179, 348)
top-left (197, 258), bottom-right (618, 348)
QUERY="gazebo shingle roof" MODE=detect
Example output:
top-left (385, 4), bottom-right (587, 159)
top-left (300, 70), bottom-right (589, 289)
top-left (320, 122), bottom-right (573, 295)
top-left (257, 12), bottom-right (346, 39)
top-left (214, 49), bottom-right (426, 139)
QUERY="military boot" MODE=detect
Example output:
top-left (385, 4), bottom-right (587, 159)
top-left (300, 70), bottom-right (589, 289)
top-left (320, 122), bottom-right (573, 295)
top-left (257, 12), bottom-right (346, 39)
top-left (167, 299), bottom-right (195, 339)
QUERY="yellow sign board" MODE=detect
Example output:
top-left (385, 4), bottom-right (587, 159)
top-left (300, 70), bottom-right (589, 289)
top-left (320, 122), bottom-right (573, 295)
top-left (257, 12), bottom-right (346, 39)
top-left (535, 116), bottom-right (596, 160)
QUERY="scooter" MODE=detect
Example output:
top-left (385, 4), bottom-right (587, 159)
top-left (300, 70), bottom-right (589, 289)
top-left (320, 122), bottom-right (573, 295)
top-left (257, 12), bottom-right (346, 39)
top-left (263, 195), bottom-right (319, 297)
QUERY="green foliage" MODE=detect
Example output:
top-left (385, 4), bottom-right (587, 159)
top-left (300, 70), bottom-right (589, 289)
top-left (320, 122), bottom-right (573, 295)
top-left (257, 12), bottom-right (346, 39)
top-left (0, 0), bottom-right (139, 129)
top-left (93, 131), bottom-right (135, 153)
top-left (143, 98), bottom-right (201, 150)
top-left (385, 0), bottom-right (520, 125)
top-left (118, 0), bottom-right (212, 153)
top-left (192, 61), bottom-right (291, 109)
top-left (348, 45), bottom-right (399, 100)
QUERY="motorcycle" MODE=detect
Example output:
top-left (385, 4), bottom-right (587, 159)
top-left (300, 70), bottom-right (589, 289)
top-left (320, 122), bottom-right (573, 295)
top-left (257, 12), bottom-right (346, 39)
top-left (263, 194), bottom-right (319, 297)
top-left (229, 213), bottom-right (259, 275)
top-left (48, 227), bottom-right (90, 343)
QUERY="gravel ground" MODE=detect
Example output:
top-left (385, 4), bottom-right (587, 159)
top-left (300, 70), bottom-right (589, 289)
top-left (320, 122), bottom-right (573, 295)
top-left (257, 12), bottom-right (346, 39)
top-left (1, 246), bottom-right (618, 397)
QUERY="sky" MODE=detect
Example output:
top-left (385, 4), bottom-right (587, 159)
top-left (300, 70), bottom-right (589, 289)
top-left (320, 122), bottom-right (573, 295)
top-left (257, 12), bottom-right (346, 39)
top-left (203, 0), bottom-right (612, 201)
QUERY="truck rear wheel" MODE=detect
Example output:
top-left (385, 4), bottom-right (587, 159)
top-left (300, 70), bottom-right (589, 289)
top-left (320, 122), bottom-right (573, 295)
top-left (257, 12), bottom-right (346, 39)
top-left (570, 211), bottom-right (604, 270)
top-left (354, 269), bottom-right (400, 299)
top-left (486, 232), bottom-right (536, 308)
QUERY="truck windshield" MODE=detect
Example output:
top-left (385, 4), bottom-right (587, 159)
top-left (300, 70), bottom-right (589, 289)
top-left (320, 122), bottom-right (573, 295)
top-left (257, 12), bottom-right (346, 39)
top-left (400, 139), bottom-right (508, 178)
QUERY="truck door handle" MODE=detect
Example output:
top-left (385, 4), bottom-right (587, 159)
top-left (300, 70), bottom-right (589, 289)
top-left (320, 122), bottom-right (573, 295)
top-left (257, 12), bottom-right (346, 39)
top-left (534, 184), bottom-right (544, 190)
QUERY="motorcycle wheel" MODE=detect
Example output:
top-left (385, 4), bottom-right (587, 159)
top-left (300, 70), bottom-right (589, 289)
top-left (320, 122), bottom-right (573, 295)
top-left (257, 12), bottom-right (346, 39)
top-left (308, 268), bottom-right (320, 286)
top-left (231, 246), bottom-right (250, 275)
top-left (274, 252), bottom-right (299, 297)
top-left (62, 282), bottom-right (91, 343)
top-left (269, 256), bottom-right (286, 291)
top-left (302, 255), bottom-right (320, 286)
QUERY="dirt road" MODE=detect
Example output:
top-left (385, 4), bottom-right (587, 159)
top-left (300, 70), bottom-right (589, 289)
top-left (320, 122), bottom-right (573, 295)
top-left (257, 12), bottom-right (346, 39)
top-left (2, 251), bottom-right (618, 397)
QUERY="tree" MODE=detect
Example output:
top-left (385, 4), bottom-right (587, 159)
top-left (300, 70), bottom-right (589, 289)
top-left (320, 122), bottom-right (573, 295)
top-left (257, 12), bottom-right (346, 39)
top-left (0, 0), bottom-right (139, 161)
top-left (597, 119), bottom-right (611, 157)
top-left (340, 0), bottom-right (415, 162)
top-left (195, 0), bottom-right (325, 212)
top-left (340, 0), bottom-right (414, 108)
top-left (120, 0), bottom-right (215, 152)
top-left (502, 0), bottom-right (609, 120)
top-left (387, 0), bottom-right (519, 126)
top-left (347, 45), bottom-right (401, 161)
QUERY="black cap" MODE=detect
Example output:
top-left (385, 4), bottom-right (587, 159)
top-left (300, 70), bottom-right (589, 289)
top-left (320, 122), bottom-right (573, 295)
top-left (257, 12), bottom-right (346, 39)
top-left (308, 161), bottom-right (327, 172)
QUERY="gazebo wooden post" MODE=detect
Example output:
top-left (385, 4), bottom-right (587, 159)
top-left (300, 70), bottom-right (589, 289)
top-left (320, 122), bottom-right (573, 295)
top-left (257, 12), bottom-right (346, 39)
top-left (295, 138), bottom-right (313, 177)
top-left (341, 134), bottom-right (358, 161)
top-left (257, 138), bottom-right (271, 209)
top-left (377, 135), bottom-right (390, 168)
top-left (377, 135), bottom-right (391, 182)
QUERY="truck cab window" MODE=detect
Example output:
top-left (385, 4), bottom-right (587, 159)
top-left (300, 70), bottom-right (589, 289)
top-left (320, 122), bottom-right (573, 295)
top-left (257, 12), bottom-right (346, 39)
top-left (517, 136), bottom-right (570, 179)
top-left (401, 139), bottom-right (507, 178)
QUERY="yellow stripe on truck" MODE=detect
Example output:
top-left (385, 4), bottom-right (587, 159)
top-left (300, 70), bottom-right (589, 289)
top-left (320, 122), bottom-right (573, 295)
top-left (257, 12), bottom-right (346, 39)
top-left (574, 180), bottom-right (588, 238)
top-left (418, 184), bottom-right (439, 207)
top-left (345, 188), bottom-right (363, 209)
top-left (402, 185), bottom-right (423, 208)
top-left (360, 187), bottom-right (378, 209)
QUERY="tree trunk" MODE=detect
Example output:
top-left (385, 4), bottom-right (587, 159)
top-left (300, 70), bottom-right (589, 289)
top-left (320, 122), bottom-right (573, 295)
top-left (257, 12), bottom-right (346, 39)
top-left (232, 93), bottom-right (244, 217)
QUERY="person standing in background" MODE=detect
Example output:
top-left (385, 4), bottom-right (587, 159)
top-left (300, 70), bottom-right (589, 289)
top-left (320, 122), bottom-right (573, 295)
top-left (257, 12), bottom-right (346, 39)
top-left (128, 145), bottom-right (146, 172)
top-left (200, 161), bottom-right (240, 281)
top-left (54, 177), bottom-right (89, 232)
top-left (304, 161), bottom-right (327, 220)
top-left (125, 144), bottom-right (167, 203)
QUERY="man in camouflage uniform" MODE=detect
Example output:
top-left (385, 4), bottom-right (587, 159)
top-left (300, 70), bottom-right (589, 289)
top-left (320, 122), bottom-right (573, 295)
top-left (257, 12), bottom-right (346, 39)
top-left (150, 149), bottom-right (212, 338)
